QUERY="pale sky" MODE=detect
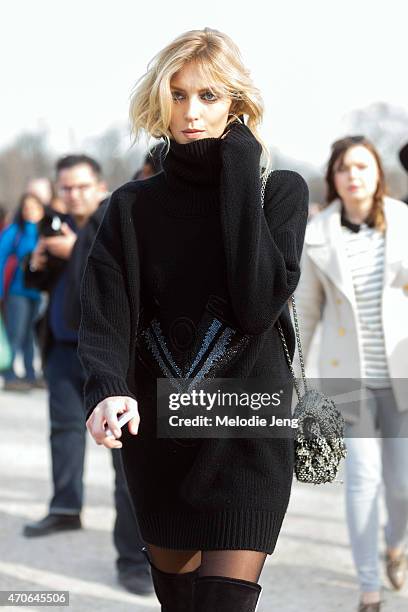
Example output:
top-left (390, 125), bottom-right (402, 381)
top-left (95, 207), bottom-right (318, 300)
top-left (2, 0), bottom-right (408, 168)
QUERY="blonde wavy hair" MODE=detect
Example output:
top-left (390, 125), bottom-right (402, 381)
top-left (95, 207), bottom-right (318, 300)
top-left (129, 27), bottom-right (271, 175)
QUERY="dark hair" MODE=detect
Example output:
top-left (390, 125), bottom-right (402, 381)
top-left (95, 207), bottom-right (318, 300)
top-left (132, 144), bottom-right (164, 180)
top-left (325, 135), bottom-right (387, 232)
top-left (13, 193), bottom-right (44, 229)
top-left (56, 154), bottom-right (102, 179)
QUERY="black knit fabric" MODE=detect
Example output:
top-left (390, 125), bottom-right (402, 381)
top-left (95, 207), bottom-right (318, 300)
top-left (78, 122), bottom-right (309, 553)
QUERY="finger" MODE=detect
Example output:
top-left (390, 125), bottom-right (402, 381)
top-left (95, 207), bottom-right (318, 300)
top-left (61, 222), bottom-right (74, 235)
top-left (44, 236), bottom-right (65, 247)
top-left (36, 255), bottom-right (47, 266)
top-left (101, 436), bottom-right (123, 450)
top-left (86, 417), bottom-right (102, 445)
top-left (105, 413), bottom-right (122, 439)
top-left (103, 403), bottom-right (127, 438)
top-left (128, 415), bottom-right (140, 435)
top-left (91, 415), bottom-right (112, 444)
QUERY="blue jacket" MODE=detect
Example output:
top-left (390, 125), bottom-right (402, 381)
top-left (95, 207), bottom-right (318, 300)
top-left (0, 222), bottom-right (41, 300)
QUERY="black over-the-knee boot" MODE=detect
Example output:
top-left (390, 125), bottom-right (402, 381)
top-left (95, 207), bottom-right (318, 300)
top-left (141, 547), bottom-right (199, 612)
top-left (192, 575), bottom-right (262, 612)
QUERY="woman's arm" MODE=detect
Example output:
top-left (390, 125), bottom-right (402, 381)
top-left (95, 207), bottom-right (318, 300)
top-left (16, 222), bottom-right (38, 258)
top-left (0, 224), bottom-right (17, 299)
top-left (78, 194), bottom-right (138, 419)
top-left (220, 123), bottom-right (309, 335)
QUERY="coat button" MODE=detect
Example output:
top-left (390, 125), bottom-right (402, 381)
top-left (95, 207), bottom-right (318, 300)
top-left (330, 359), bottom-right (339, 367)
top-left (336, 298), bottom-right (342, 304)
top-left (338, 327), bottom-right (346, 336)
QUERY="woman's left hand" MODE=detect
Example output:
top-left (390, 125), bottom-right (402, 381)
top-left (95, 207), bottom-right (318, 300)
top-left (220, 120), bottom-right (262, 159)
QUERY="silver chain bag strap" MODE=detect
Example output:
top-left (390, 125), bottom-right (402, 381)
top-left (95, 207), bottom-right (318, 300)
top-left (261, 172), bottom-right (347, 485)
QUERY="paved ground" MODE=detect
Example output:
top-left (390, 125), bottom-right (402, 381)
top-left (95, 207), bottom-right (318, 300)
top-left (1, 373), bottom-right (408, 611)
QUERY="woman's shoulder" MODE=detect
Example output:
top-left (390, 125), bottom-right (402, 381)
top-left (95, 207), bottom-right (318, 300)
top-left (383, 196), bottom-right (408, 224)
top-left (0, 222), bottom-right (19, 243)
top-left (267, 168), bottom-right (307, 186)
top-left (264, 169), bottom-right (309, 218)
top-left (109, 173), bottom-right (164, 211)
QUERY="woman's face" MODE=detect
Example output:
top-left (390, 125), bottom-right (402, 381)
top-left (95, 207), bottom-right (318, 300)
top-left (169, 62), bottom-right (232, 144)
top-left (333, 145), bottom-right (379, 206)
top-left (22, 196), bottom-right (44, 223)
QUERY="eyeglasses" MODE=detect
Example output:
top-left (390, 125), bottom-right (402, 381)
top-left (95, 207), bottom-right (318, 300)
top-left (59, 184), bottom-right (95, 194)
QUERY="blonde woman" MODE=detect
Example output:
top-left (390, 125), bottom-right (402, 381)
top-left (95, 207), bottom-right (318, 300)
top-left (78, 28), bottom-right (308, 611)
top-left (295, 136), bottom-right (408, 612)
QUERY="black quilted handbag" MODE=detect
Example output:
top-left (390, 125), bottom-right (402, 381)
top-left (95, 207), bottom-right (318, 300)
top-left (276, 296), bottom-right (347, 484)
top-left (260, 171), bottom-right (347, 484)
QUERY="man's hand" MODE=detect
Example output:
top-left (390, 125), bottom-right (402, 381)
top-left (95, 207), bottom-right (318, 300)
top-left (29, 241), bottom-right (48, 272)
top-left (42, 223), bottom-right (77, 260)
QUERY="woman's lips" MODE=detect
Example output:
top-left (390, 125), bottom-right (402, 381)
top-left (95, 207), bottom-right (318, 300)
top-left (182, 130), bottom-right (205, 139)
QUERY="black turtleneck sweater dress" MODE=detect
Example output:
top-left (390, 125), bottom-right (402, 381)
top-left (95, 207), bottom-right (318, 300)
top-left (78, 123), bottom-right (309, 554)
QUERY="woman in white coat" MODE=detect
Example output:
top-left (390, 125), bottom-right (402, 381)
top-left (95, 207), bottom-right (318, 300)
top-left (295, 135), bottom-right (408, 612)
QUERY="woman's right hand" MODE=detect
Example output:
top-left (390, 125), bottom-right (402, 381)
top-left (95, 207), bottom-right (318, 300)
top-left (86, 396), bottom-right (140, 449)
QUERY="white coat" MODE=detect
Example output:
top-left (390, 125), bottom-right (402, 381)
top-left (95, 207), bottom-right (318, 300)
top-left (294, 197), bottom-right (408, 420)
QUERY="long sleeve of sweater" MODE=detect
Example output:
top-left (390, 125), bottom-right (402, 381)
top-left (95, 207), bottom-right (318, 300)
top-left (78, 194), bottom-right (138, 417)
top-left (219, 123), bottom-right (309, 336)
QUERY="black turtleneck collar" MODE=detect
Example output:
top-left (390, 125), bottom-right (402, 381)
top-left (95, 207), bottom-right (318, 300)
top-left (163, 137), bottom-right (222, 189)
top-left (158, 136), bottom-right (222, 218)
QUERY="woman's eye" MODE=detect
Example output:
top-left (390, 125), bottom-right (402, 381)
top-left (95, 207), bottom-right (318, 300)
top-left (201, 91), bottom-right (217, 102)
top-left (172, 92), bottom-right (184, 101)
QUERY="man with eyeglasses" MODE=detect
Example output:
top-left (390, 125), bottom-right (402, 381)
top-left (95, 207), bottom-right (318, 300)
top-left (22, 155), bottom-right (153, 596)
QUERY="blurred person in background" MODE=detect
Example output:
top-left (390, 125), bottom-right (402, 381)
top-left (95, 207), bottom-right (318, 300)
top-left (307, 201), bottom-right (323, 220)
top-left (27, 178), bottom-right (53, 206)
top-left (132, 143), bottom-right (163, 180)
top-left (0, 204), bottom-right (8, 232)
top-left (398, 142), bottom-right (408, 204)
top-left (0, 193), bottom-right (45, 391)
top-left (295, 136), bottom-right (408, 612)
top-left (27, 176), bottom-right (67, 215)
top-left (23, 155), bottom-right (152, 596)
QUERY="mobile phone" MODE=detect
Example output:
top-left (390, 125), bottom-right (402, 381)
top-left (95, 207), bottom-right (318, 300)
top-left (104, 409), bottom-right (137, 438)
top-left (39, 213), bottom-right (63, 237)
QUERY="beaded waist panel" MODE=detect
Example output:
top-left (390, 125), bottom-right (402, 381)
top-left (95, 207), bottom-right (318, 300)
top-left (135, 297), bottom-right (249, 392)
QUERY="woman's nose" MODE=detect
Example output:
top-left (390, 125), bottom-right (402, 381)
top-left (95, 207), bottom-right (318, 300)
top-left (184, 97), bottom-right (201, 122)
